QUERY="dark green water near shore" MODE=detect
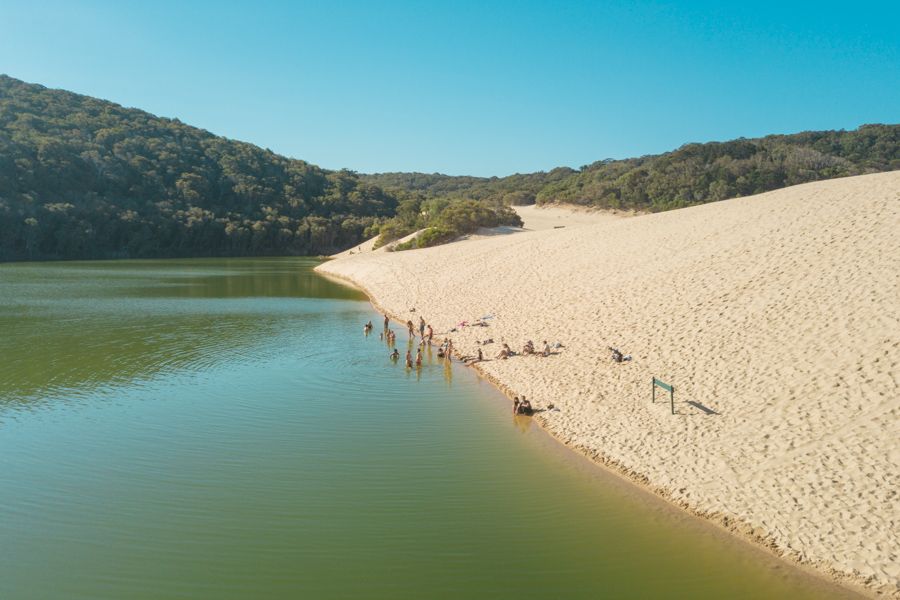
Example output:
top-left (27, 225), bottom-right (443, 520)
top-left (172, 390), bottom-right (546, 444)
top-left (0, 258), bottom-right (856, 599)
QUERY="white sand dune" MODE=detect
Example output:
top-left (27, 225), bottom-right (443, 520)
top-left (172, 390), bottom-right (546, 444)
top-left (317, 171), bottom-right (900, 596)
top-left (513, 203), bottom-right (631, 230)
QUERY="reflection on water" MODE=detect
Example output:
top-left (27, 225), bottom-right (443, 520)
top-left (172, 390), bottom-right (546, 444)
top-left (0, 258), bottom-right (363, 406)
top-left (0, 258), bottom-right (858, 600)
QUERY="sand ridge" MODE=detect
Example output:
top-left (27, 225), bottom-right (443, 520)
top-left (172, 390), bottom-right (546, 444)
top-left (317, 171), bottom-right (900, 596)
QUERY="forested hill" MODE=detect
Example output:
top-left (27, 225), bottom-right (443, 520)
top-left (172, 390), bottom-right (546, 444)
top-left (363, 125), bottom-right (899, 212)
top-left (2, 75), bottom-right (897, 261)
top-left (0, 75), bottom-right (398, 261)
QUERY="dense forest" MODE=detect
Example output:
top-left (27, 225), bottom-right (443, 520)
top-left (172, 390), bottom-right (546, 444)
top-left (1, 74), bottom-right (897, 260)
top-left (364, 125), bottom-right (899, 213)
top-left (0, 75), bottom-right (400, 260)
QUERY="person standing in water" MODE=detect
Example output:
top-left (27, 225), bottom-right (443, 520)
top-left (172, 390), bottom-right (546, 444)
top-left (418, 317), bottom-right (426, 338)
top-left (390, 349), bottom-right (400, 361)
top-left (383, 314), bottom-right (390, 330)
top-left (406, 320), bottom-right (415, 338)
top-left (415, 349), bottom-right (423, 367)
top-left (405, 350), bottom-right (413, 368)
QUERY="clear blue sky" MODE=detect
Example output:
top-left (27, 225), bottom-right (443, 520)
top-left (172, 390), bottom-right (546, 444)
top-left (2, 1), bottom-right (898, 176)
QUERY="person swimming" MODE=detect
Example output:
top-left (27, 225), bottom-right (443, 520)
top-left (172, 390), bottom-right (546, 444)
top-left (390, 349), bottom-right (400, 361)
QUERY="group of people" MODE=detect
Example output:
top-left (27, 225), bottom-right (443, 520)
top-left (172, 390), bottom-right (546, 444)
top-left (496, 339), bottom-right (559, 359)
top-left (375, 314), bottom-right (546, 418)
top-left (522, 340), bottom-right (552, 357)
top-left (381, 314), bottom-right (446, 369)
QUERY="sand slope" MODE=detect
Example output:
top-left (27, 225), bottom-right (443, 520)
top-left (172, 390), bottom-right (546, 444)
top-left (317, 171), bottom-right (900, 595)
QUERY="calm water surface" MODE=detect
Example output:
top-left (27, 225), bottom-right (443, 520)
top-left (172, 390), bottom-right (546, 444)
top-left (0, 258), bottom-right (857, 599)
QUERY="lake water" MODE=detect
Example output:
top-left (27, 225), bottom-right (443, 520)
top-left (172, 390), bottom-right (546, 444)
top-left (0, 258), bottom-right (857, 599)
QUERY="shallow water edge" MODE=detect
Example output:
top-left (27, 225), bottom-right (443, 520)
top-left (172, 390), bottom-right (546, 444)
top-left (315, 261), bottom-right (877, 600)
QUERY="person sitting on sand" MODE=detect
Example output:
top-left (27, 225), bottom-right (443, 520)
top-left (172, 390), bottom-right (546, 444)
top-left (463, 348), bottom-right (484, 365)
top-left (522, 340), bottom-right (534, 355)
top-left (405, 350), bottom-right (413, 368)
top-left (542, 341), bottom-right (551, 357)
top-left (390, 349), bottom-right (400, 361)
top-left (497, 343), bottom-right (514, 359)
top-left (609, 347), bottom-right (632, 363)
top-left (518, 397), bottom-right (533, 416)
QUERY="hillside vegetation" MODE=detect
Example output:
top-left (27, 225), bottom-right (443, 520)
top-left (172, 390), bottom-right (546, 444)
top-left (364, 125), bottom-right (898, 212)
top-left (0, 75), bottom-right (398, 260)
top-left (1, 74), bottom-right (896, 260)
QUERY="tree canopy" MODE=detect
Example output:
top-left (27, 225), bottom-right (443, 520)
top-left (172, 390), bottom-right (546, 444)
top-left (0, 75), bottom-right (398, 260)
top-left (1, 74), bottom-right (896, 261)
top-left (364, 125), bottom-right (898, 212)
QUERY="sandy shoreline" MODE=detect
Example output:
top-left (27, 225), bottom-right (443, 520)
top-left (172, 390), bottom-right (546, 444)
top-left (317, 172), bottom-right (900, 598)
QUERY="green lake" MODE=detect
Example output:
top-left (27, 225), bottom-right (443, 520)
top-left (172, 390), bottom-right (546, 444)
top-left (0, 258), bottom-right (858, 599)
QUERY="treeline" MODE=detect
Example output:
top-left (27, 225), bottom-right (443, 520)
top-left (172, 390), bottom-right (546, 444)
top-left (2, 74), bottom-right (896, 261)
top-left (364, 125), bottom-right (899, 212)
top-left (0, 75), bottom-right (398, 261)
